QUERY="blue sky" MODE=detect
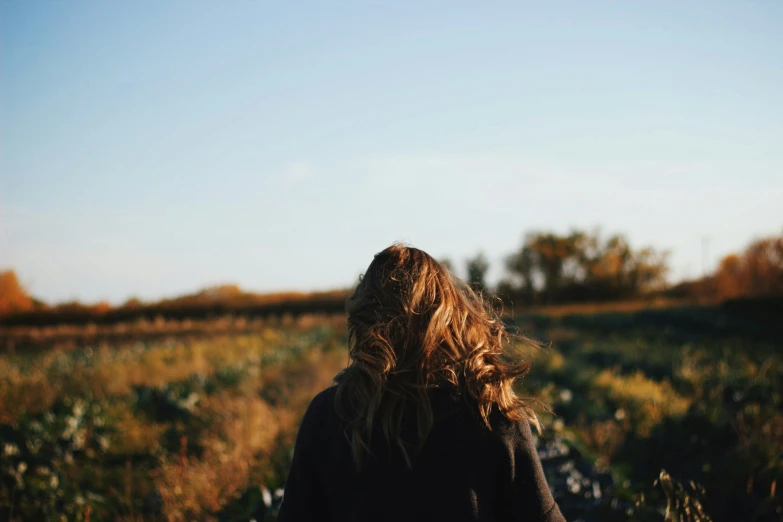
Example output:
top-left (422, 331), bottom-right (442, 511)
top-left (1, 1), bottom-right (781, 304)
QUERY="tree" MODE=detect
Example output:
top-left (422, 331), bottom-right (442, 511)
top-left (503, 230), bottom-right (669, 304)
top-left (711, 234), bottom-right (783, 300)
top-left (504, 237), bottom-right (536, 301)
top-left (503, 232), bottom-right (580, 303)
top-left (466, 252), bottom-right (490, 292)
top-left (122, 297), bottom-right (144, 309)
top-left (0, 270), bottom-right (34, 316)
top-left (439, 258), bottom-right (456, 274)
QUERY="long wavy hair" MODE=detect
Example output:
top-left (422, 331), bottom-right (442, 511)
top-left (334, 244), bottom-right (540, 470)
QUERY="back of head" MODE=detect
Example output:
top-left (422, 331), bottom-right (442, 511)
top-left (335, 243), bottom-right (539, 469)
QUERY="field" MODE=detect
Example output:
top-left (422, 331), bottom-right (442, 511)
top-left (1, 305), bottom-right (781, 522)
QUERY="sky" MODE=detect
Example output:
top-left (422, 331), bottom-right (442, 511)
top-left (1, 1), bottom-right (782, 304)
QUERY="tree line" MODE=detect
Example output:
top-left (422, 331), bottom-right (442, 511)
top-left (457, 230), bottom-right (669, 305)
top-left (1, 229), bottom-right (781, 326)
top-left (0, 279), bottom-right (348, 326)
top-left (667, 234), bottom-right (783, 301)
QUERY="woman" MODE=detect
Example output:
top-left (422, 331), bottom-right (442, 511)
top-left (278, 244), bottom-right (565, 522)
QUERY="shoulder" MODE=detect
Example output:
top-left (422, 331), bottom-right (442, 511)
top-left (488, 409), bottom-right (538, 455)
top-left (300, 386), bottom-right (339, 429)
top-left (310, 385), bottom-right (338, 410)
top-left (293, 386), bottom-right (339, 452)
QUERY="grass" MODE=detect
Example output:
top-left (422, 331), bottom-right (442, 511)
top-left (512, 307), bottom-right (782, 521)
top-left (1, 320), bottom-right (349, 521)
top-left (1, 306), bottom-right (781, 521)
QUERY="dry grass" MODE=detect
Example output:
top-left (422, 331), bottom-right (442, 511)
top-left (521, 297), bottom-right (690, 317)
top-left (0, 313), bottom-right (346, 353)
top-left (4, 306), bottom-right (779, 521)
top-left (149, 336), bottom-right (347, 521)
top-left (1, 318), bottom-right (350, 521)
top-left (154, 396), bottom-right (278, 522)
top-left (656, 470), bottom-right (713, 522)
top-left (594, 370), bottom-right (690, 436)
top-left (0, 331), bottom-right (294, 421)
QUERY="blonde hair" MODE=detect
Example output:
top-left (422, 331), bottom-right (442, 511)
top-left (335, 244), bottom-right (540, 470)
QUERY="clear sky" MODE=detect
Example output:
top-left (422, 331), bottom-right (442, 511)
top-left (1, 1), bottom-right (782, 304)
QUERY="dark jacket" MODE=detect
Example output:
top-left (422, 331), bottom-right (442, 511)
top-left (278, 386), bottom-right (565, 522)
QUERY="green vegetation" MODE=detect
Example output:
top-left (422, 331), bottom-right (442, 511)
top-left (1, 318), bottom-right (349, 521)
top-left (513, 305), bottom-right (782, 521)
top-left (1, 305), bottom-right (781, 521)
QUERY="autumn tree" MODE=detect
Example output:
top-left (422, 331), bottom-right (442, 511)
top-left (0, 270), bottom-right (34, 316)
top-left (122, 297), bottom-right (144, 309)
top-left (502, 230), bottom-right (668, 304)
top-left (711, 234), bottom-right (783, 300)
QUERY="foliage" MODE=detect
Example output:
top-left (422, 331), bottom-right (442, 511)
top-left (515, 306), bottom-right (782, 522)
top-left (710, 233), bottom-right (783, 301)
top-left (1, 304), bottom-right (781, 521)
top-left (465, 251), bottom-right (490, 292)
top-left (0, 271), bottom-right (34, 316)
top-left (667, 233), bottom-right (783, 302)
top-left (0, 398), bottom-right (111, 521)
top-left (0, 324), bottom-right (348, 521)
top-left (501, 230), bottom-right (668, 304)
